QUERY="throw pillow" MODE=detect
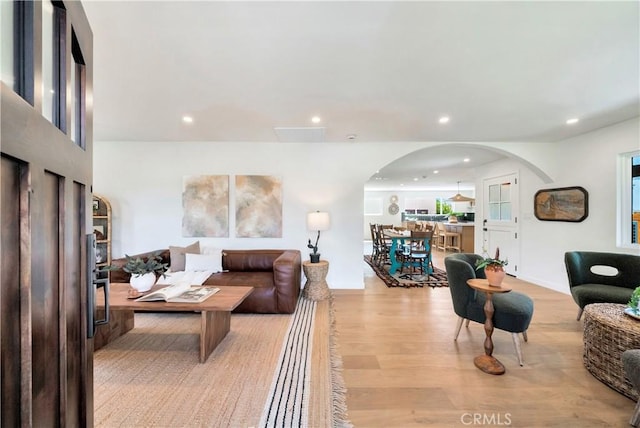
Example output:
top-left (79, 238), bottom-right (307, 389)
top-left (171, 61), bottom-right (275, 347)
top-left (184, 253), bottom-right (223, 272)
top-left (169, 241), bottom-right (200, 271)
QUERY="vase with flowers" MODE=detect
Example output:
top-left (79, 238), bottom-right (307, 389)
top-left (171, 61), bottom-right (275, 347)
top-left (475, 247), bottom-right (509, 287)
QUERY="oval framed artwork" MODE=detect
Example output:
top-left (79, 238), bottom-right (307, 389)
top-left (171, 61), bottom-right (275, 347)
top-left (534, 186), bottom-right (588, 222)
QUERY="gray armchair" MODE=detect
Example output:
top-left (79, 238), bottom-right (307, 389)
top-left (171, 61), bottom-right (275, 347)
top-left (623, 350), bottom-right (640, 426)
top-left (444, 253), bottom-right (534, 366)
top-left (565, 251), bottom-right (640, 320)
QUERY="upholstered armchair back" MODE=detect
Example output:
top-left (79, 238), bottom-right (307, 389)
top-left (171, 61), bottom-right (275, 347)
top-left (444, 253), bottom-right (486, 318)
top-left (565, 251), bottom-right (640, 290)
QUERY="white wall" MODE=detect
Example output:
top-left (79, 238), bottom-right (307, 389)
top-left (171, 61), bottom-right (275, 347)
top-left (95, 141), bottom-right (431, 289)
top-left (94, 118), bottom-right (639, 291)
top-left (474, 118), bottom-right (640, 293)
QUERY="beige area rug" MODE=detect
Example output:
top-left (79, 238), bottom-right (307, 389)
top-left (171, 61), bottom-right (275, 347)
top-left (94, 297), bottom-right (351, 427)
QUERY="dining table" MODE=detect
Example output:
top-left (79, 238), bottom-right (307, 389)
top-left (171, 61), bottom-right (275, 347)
top-left (383, 229), bottom-right (433, 275)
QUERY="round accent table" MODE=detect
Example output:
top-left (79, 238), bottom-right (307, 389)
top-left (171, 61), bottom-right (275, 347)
top-left (302, 260), bottom-right (331, 301)
top-left (583, 303), bottom-right (640, 399)
top-left (467, 278), bottom-right (512, 375)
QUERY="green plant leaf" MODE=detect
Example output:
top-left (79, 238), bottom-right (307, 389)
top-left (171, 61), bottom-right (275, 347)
top-left (629, 286), bottom-right (640, 313)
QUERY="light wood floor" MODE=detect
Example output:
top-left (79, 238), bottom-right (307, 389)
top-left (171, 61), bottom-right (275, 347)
top-left (332, 248), bottom-right (635, 427)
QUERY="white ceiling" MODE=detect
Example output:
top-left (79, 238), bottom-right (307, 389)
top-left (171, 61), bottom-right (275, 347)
top-left (82, 1), bottom-right (639, 190)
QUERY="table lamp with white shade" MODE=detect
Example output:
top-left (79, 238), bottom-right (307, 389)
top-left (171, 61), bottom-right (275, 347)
top-left (307, 211), bottom-right (330, 263)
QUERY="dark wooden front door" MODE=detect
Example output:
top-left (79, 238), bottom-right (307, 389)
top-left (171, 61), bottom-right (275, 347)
top-left (1, 2), bottom-right (94, 426)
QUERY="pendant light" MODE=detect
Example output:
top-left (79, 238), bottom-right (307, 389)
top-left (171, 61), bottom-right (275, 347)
top-left (447, 181), bottom-right (475, 202)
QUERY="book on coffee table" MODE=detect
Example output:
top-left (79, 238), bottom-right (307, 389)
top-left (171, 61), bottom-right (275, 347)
top-left (135, 283), bottom-right (220, 303)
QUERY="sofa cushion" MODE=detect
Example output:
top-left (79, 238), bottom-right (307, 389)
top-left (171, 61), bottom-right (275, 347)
top-left (204, 271), bottom-right (278, 313)
top-left (169, 241), bottom-right (200, 271)
top-left (204, 271), bottom-right (274, 288)
top-left (185, 253), bottom-right (223, 272)
top-left (468, 291), bottom-right (534, 333)
top-left (571, 283), bottom-right (634, 308)
top-left (222, 249), bottom-right (284, 272)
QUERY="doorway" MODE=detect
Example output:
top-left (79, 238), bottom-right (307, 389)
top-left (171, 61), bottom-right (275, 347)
top-left (481, 173), bottom-right (520, 276)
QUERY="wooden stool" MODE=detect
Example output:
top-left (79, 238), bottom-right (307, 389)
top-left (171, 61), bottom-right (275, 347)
top-left (443, 229), bottom-right (461, 252)
top-left (436, 223), bottom-right (460, 252)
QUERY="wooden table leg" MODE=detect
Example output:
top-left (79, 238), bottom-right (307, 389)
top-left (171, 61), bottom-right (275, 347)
top-left (389, 239), bottom-right (401, 274)
top-left (199, 310), bottom-right (231, 363)
top-left (474, 292), bottom-right (506, 375)
top-left (94, 309), bottom-right (134, 351)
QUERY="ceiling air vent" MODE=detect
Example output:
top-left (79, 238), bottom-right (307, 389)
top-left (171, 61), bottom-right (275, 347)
top-left (274, 127), bottom-right (325, 143)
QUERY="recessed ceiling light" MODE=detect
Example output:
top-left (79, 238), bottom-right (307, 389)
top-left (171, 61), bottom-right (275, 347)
top-left (311, 116), bottom-right (321, 124)
top-left (433, 170), bottom-right (439, 174)
top-left (182, 115), bottom-right (194, 124)
top-left (566, 118), bottom-right (579, 125)
top-left (413, 177), bottom-right (419, 181)
top-left (463, 158), bottom-right (470, 162)
top-left (439, 116), bottom-right (450, 124)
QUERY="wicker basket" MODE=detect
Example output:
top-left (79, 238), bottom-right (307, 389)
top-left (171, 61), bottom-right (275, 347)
top-left (583, 303), bottom-right (640, 400)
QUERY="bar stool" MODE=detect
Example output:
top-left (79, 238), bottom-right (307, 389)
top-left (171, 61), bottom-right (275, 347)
top-left (434, 222), bottom-right (445, 251)
top-left (437, 222), bottom-right (461, 252)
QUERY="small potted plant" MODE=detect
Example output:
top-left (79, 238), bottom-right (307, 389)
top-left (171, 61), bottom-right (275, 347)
top-left (628, 286), bottom-right (640, 315)
top-left (119, 251), bottom-right (168, 292)
top-left (307, 239), bottom-right (321, 263)
top-left (475, 247), bottom-right (509, 287)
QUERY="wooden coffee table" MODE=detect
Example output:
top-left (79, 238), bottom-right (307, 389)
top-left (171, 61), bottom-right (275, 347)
top-left (95, 283), bottom-right (253, 363)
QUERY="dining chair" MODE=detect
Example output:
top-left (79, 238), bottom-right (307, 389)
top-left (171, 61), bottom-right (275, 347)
top-left (444, 253), bottom-right (534, 366)
top-left (400, 230), bottom-right (434, 279)
top-left (369, 223), bottom-right (380, 262)
top-left (374, 224), bottom-right (392, 265)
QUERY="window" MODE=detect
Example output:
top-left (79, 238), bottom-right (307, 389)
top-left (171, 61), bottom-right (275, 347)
top-left (0, 1), bottom-right (15, 88)
top-left (70, 29), bottom-right (86, 148)
top-left (42, 1), bottom-right (54, 121)
top-left (618, 151), bottom-right (640, 247)
top-left (2, 1), bottom-right (34, 103)
top-left (435, 198), bottom-right (452, 215)
top-left (632, 155), bottom-right (639, 244)
top-left (488, 182), bottom-right (512, 221)
top-left (41, 1), bottom-right (66, 128)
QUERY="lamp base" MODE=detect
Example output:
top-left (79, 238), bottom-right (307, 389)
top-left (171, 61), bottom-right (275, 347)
top-left (309, 253), bottom-right (321, 263)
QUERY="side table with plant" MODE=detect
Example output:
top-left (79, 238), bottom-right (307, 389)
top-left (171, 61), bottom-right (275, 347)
top-left (475, 247), bottom-right (509, 287)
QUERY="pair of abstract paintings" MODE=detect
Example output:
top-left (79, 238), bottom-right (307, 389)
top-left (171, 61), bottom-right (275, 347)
top-left (182, 175), bottom-right (282, 238)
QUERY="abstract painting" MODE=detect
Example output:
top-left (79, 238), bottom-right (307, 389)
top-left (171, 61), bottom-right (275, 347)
top-left (182, 175), bottom-right (229, 237)
top-left (235, 175), bottom-right (282, 238)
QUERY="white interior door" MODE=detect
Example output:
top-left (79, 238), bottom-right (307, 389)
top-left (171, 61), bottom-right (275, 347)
top-left (482, 173), bottom-right (520, 276)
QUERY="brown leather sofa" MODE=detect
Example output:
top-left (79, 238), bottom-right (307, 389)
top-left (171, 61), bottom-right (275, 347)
top-left (109, 249), bottom-right (302, 314)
